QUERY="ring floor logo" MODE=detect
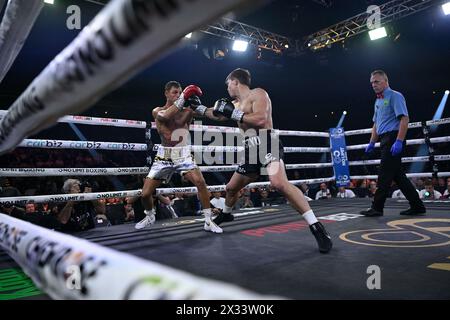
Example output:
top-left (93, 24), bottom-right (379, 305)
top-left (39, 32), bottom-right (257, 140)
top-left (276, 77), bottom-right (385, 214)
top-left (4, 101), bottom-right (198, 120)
top-left (0, 268), bottom-right (42, 300)
top-left (340, 218), bottom-right (450, 248)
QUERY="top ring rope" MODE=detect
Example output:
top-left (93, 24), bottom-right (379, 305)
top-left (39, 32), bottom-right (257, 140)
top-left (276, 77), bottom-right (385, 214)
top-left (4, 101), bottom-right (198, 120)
top-left (344, 117), bottom-right (450, 136)
top-left (2, 113), bottom-right (447, 141)
top-left (0, 110), bottom-right (146, 129)
top-left (0, 110), bottom-right (331, 137)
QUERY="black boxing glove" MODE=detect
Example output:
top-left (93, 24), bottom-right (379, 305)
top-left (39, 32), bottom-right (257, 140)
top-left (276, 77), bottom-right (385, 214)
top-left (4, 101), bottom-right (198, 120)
top-left (213, 98), bottom-right (244, 122)
top-left (186, 95), bottom-right (207, 116)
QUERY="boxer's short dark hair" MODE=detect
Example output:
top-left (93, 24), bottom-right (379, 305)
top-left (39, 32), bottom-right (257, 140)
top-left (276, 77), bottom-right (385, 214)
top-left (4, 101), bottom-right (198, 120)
top-left (165, 81), bottom-right (181, 91)
top-left (226, 68), bottom-right (251, 87)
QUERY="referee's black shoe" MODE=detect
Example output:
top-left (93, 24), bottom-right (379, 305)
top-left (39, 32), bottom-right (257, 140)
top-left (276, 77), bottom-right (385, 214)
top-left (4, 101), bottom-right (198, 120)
top-left (360, 207), bottom-right (383, 217)
top-left (400, 207), bottom-right (426, 216)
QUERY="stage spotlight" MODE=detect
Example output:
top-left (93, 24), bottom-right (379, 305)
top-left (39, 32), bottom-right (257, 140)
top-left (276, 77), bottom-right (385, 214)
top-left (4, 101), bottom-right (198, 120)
top-left (337, 111), bottom-right (347, 127)
top-left (185, 33), bottom-right (192, 39)
top-left (369, 27), bottom-right (387, 40)
top-left (442, 2), bottom-right (450, 15)
top-left (232, 40), bottom-right (248, 52)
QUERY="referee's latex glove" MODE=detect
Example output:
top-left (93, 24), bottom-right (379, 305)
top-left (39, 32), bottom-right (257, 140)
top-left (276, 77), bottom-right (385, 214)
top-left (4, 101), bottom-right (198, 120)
top-left (365, 141), bottom-right (375, 154)
top-left (390, 139), bottom-right (403, 156)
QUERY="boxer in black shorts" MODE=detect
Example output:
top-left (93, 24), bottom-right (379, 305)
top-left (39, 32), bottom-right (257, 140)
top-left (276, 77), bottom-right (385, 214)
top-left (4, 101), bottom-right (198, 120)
top-left (190, 68), bottom-right (332, 253)
top-left (237, 129), bottom-right (284, 176)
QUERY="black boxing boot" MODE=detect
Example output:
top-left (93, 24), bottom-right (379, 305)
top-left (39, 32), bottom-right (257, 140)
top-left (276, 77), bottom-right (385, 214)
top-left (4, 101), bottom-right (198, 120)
top-left (309, 222), bottom-right (332, 253)
top-left (213, 211), bottom-right (234, 225)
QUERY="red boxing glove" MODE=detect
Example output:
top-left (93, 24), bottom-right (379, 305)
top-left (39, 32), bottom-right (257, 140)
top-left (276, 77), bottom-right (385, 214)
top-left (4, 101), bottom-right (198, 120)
top-left (174, 85), bottom-right (203, 110)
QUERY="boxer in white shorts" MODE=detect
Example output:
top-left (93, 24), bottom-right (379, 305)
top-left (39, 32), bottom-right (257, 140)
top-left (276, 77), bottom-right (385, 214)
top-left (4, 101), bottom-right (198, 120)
top-left (135, 81), bottom-right (222, 233)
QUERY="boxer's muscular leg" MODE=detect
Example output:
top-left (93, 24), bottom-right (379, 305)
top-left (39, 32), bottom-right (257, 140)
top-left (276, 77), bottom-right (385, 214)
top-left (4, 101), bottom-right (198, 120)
top-left (266, 160), bottom-right (332, 253)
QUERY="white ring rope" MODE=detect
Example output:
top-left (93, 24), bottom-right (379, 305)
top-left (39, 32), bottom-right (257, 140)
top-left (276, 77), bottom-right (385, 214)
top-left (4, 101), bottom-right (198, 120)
top-left (4, 170), bottom-right (450, 205)
top-left (0, 177), bottom-right (336, 205)
top-left (0, 110), bottom-right (333, 137)
top-left (348, 155), bottom-right (450, 166)
top-left (0, 213), bottom-right (280, 299)
top-left (344, 117), bottom-right (450, 136)
top-left (15, 138), bottom-right (332, 153)
top-left (1, 154), bottom-right (449, 177)
top-left (0, 167), bottom-right (149, 177)
top-left (3, 110), bottom-right (449, 138)
top-left (11, 135), bottom-right (450, 154)
top-left (347, 136), bottom-right (450, 151)
top-left (19, 138), bottom-right (148, 151)
top-left (0, 189), bottom-right (142, 205)
top-left (350, 172), bottom-right (450, 180)
top-left (154, 177), bottom-right (336, 195)
top-left (0, 0), bottom-right (43, 83)
top-left (0, 110), bottom-right (146, 129)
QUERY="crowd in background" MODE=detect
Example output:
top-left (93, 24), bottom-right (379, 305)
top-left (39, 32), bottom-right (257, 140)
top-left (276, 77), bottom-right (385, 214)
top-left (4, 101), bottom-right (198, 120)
top-left (1, 148), bottom-right (450, 233)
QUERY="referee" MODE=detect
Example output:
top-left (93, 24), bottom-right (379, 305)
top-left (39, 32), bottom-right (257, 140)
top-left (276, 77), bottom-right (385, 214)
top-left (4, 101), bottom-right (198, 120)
top-left (361, 70), bottom-right (426, 216)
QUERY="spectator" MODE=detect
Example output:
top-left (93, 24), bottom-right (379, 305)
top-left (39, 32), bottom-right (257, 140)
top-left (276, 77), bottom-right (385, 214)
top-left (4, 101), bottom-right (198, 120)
top-left (292, 170), bottom-right (301, 180)
top-left (234, 190), bottom-right (254, 209)
top-left (260, 189), bottom-right (272, 207)
top-left (126, 175), bottom-right (146, 222)
top-left (368, 180), bottom-right (377, 198)
top-left (268, 186), bottom-right (285, 204)
top-left (38, 203), bottom-right (50, 214)
top-left (124, 203), bottom-right (135, 221)
top-left (0, 178), bottom-right (21, 197)
top-left (55, 179), bottom-right (107, 232)
top-left (155, 194), bottom-right (178, 220)
top-left (299, 183), bottom-right (313, 199)
top-left (442, 181), bottom-right (450, 199)
top-left (354, 180), bottom-right (369, 198)
top-left (415, 178), bottom-right (425, 191)
top-left (249, 188), bottom-right (262, 207)
top-left (0, 203), bottom-right (25, 220)
top-left (419, 180), bottom-right (442, 200)
top-left (25, 202), bottom-right (37, 214)
top-left (315, 183), bottom-right (331, 200)
top-left (436, 178), bottom-right (446, 194)
top-left (210, 192), bottom-right (226, 210)
top-left (105, 197), bottom-right (126, 225)
top-left (184, 193), bottom-right (201, 215)
top-left (171, 192), bottom-right (191, 217)
top-left (336, 186), bottom-right (356, 198)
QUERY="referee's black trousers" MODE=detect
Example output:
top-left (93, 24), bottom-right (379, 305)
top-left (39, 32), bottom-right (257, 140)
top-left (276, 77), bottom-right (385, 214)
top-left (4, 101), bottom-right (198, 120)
top-left (372, 131), bottom-right (425, 212)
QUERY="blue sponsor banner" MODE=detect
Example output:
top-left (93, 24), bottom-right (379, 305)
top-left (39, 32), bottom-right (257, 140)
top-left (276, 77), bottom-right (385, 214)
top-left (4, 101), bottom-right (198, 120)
top-left (329, 127), bottom-right (350, 187)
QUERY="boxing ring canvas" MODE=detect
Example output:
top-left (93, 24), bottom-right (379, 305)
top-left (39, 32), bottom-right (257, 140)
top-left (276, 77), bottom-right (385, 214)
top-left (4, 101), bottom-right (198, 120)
top-left (1, 198), bottom-right (449, 299)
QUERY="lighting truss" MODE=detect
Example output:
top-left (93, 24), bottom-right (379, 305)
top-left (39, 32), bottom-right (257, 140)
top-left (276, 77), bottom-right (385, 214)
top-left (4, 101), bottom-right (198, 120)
top-left (200, 18), bottom-right (293, 54)
top-left (305, 0), bottom-right (442, 51)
